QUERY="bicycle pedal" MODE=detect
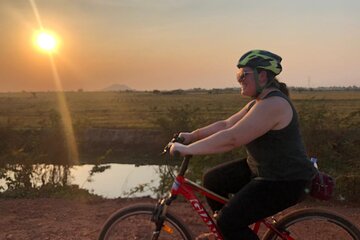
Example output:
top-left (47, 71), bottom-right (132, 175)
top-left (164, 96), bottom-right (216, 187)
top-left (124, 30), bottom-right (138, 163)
top-left (271, 216), bottom-right (278, 224)
top-left (212, 211), bottom-right (219, 220)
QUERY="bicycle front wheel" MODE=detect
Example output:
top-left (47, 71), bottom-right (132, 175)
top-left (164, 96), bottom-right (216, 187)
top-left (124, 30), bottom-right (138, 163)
top-left (98, 203), bottom-right (193, 240)
top-left (263, 208), bottom-right (360, 240)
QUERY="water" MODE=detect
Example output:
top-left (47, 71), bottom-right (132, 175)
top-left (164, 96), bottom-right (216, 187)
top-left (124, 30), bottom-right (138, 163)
top-left (0, 164), bottom-right (164, 198)
top-left (71, 164), bottom-right (161, 198)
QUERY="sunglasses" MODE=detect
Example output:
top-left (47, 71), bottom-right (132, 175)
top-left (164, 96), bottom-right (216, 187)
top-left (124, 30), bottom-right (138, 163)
top-left (237, 71), bottom-right (254, 82)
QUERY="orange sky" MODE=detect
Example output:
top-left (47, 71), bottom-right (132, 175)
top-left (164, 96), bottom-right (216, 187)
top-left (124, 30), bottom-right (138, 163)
top-left (1, 0), bottom-right (360, 92)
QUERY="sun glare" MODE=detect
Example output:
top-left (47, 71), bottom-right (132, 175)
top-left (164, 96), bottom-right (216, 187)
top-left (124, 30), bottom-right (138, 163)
top-left (35, 31), bottom-right (58, 52)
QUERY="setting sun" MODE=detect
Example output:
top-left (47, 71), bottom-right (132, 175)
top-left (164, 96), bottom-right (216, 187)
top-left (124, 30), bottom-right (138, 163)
top-left (35, 31), bottom-right (58, 52)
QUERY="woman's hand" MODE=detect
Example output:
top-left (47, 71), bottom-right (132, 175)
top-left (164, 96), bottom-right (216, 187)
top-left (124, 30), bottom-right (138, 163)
top-left (169, 142), bottom-right (189, 156)
top-left (178, 132), bottom-right (194, 144)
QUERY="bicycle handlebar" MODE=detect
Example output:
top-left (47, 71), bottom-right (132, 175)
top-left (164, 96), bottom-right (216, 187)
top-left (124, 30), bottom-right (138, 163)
top-left (162, 134), bottom-right (192, 177)
top-left (161, 134), bottom-right (183, 155)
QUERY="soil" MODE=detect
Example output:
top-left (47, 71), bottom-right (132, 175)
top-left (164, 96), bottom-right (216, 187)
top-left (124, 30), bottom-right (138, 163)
top-left (0, 197), bottom-right (359, 240)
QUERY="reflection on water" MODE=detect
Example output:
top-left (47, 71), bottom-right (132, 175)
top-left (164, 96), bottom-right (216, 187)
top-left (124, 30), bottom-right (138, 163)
top-left (0, 164), bottom-right (163, 198)
top-left (71, 164), bottom-right (160, 198)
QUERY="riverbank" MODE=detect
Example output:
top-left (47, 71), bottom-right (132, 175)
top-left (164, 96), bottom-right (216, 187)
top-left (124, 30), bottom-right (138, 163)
top-left (0, 197), bottom-right (359, 240)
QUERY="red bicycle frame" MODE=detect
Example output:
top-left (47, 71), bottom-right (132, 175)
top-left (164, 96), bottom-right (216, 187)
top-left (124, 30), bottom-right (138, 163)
top-left (161, 137), bottom-right (293, 240)
top-left (169, 174), bottom-right (294, 240)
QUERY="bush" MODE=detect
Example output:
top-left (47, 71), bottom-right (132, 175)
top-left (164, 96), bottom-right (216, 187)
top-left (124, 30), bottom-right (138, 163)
top-left (151, 104), bottom-right (205, 137)
top-left (298, 101), bottom-right (359, 174)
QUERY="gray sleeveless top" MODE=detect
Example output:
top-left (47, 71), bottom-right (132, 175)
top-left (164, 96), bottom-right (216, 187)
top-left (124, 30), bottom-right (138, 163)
top-left (245, 91), bottom-right (316, 181)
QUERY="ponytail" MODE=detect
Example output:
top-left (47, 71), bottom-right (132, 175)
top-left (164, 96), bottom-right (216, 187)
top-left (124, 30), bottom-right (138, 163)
top-left (262, 69), bottom-right (289, 97)
top-left (273, 78), bottom-right (289, 97)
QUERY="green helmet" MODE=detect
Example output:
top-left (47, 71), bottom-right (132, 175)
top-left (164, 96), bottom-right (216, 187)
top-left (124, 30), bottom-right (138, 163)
top-left (237, 50), bottom-right (282, 75)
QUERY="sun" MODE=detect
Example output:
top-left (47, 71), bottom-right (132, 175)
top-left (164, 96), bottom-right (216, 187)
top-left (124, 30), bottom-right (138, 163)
top-left (34, 31), bottom-right (58, 53)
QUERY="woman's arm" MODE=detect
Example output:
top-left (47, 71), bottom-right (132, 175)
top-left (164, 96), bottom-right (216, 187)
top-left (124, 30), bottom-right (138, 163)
top-left (188, 101), bottom-right (255, 142)
top-left (172, 97), bottom-right (291, 155)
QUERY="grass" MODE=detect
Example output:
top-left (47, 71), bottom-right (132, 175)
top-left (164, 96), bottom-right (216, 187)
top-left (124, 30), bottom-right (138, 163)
top-left (1, 90), bottom-right (359, 130)
top-left (1, 89), bottom-right (359, 200)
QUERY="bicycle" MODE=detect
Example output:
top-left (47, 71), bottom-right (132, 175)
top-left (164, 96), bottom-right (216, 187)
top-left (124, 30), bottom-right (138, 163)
top-left (98, 136), bottom-right (360, 240)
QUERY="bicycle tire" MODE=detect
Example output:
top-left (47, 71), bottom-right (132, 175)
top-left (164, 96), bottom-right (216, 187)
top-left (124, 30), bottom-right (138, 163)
top-left (98, 203), bottom-right (193, 240)
top-left (262, 208), bottom-right (360, 240)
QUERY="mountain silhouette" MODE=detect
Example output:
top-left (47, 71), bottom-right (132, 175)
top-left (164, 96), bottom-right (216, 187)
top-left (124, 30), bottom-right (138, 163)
top-left (102, 84), bottom-right (132, 91)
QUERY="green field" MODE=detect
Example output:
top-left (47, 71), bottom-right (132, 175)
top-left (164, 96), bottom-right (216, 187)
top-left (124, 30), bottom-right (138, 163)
top-left (1, 90), bottom-right (359, 130)
top-left (0, 90), bottom-right (359, 200)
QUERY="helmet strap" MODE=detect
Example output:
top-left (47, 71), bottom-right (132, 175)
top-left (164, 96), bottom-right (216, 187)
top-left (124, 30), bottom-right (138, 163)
top-left (253, 69), bottom-right (262, 98)
top-left (253, 68), bottom-right (275, 98)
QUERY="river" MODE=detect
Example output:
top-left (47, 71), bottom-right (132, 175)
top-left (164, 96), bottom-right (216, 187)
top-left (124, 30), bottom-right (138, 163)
top-left (0, 163), bottom-right (166, 198)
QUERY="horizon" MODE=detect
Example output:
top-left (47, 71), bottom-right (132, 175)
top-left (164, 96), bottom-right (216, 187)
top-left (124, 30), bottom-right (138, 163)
top-left (1, 84), bottom-right (359, 94)
top-left (1, 0), bottom-right (360, 92)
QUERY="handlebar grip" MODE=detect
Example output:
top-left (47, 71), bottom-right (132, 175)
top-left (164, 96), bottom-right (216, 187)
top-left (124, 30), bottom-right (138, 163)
top-left (161, 134), bottom-right (186, 156)
top-left (172, 134), bottom-right (185, 144)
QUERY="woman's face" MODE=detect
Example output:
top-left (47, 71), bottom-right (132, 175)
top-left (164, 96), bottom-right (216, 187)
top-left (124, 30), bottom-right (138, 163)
top-left (236, 67), bottom-right (256, 96)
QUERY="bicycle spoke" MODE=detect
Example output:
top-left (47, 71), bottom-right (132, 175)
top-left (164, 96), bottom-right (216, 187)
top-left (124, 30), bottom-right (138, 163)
top-left (264, 209), bottom-right (360, 240)
top-left (99, 204), bottom-right (192, 240)
top-left (281, 217), bottom-right (356, 240)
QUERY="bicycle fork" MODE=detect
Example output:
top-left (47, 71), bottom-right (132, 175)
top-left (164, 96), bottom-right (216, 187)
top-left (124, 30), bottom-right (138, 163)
top-left (150, 197), bottom-right (174, 240)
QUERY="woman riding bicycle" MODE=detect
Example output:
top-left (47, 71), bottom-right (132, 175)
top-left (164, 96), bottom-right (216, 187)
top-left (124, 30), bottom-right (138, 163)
top-left (169, 50), bottom-right (317, 240)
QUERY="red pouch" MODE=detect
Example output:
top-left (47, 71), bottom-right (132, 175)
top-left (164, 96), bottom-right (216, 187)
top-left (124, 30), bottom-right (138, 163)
top-left (310, 171), bottom-right (335, 201)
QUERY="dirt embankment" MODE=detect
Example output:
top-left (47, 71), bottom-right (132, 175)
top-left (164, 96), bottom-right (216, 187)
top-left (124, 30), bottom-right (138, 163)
top-left (0, 197), bottom-right (359, 240)
top-left (79, 128), bottom-right (166, 163)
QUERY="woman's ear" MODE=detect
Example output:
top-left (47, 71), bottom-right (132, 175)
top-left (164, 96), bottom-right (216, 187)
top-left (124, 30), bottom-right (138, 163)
top-left (258, 70), bottom-right (268, 85)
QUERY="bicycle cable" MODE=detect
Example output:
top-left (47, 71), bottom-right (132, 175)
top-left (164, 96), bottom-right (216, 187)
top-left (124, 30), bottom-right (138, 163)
top-left (157, 150), bottom-right (176, 196)
top-left (165, 151), bottom-right (176, 179)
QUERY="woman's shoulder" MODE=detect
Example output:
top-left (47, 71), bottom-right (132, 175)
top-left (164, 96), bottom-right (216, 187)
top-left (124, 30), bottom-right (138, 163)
top-left (261, 95), bottom-right (291, 109)
top-left (250, 95), bottom-right (292, 120)
top-left (247, 93), bottom-right (287, 112)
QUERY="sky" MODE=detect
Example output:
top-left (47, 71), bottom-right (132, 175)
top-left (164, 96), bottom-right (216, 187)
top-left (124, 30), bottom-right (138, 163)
top-left (1, 0), bottom-right (360, 92)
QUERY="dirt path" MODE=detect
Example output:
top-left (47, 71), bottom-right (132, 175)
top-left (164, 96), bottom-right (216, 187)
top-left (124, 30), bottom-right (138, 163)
top-left (0, 197), bottom-right (359, 240)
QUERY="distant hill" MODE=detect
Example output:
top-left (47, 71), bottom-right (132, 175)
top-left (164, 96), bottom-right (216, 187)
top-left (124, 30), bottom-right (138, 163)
top-left (102, 84), bottom-right (133, 91)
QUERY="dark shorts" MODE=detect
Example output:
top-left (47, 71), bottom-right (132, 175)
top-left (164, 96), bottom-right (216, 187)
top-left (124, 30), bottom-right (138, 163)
top-left (203, 159), bottom-right (310, 240)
